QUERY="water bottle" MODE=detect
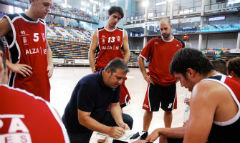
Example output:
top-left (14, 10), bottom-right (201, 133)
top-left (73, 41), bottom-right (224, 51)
top-left (184, 105), bottom-right (190, 122)
top-left (183, 94), bottom-right (190, 123)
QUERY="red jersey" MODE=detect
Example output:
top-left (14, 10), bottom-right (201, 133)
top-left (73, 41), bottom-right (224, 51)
top-left (140, 37), bottom-right (184, 86)
top-left (95, 27), bottom-right (124, 70)
top-left (204, 75), bottom-right (240, 142)
top-left (0, 85), bottom-right (69, 143)
top-left (95, 27), bottom-right (130, 106)
top-left (4, 13), bottom-right (50, 101)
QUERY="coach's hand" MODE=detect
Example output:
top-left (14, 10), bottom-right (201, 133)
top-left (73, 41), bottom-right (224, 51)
top-left (108, 126), bottom-right (125, 139)
top-left (118, 122), bottom-right (130, 130)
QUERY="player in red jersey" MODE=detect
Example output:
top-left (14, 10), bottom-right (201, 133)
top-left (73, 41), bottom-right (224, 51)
top-left (138, 18), bottom-right (185, 140)
top-left (89, 6), bottom-right (130, 108)
top-left (0, 41), bottom-right (69, 143)
top-left (134, 48), bottom-right (240, 143)
top-left (0, 0), bottom-right (53, 102)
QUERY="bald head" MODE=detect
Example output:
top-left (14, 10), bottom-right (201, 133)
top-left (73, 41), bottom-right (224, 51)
top-left (160, 18), bottom-right (171, 26)
top-left (159, 18), bottom-right (173, 40)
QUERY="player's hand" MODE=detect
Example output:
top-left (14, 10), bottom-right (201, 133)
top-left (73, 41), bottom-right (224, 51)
top-left (47, 65), bottom-right (54, 78)
top-left (143, 74), bottom-right (153, 84)
top-left (108, 126), bottom-right (125, 139)
top-left (146, 129), bottom-right (160, 142)
top-left (8, 63), bottom-right (32, 77)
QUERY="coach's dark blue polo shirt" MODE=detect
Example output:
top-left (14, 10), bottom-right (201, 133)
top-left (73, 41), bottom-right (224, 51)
top-left (62, 70), bottom-right (120, 133)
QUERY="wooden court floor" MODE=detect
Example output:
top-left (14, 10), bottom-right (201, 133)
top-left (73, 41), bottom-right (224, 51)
top-left (50, 67), bottom-right (190, 143)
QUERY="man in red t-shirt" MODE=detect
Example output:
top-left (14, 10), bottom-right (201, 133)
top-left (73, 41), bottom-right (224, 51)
top-left (89, 6), bottom-right (131, 108)
top-left (138, 18), bottom-right (184, 140)
top-left (0, 0), bottom-right (53, 102)
top-left (0, 40), bottom-right (69, 143)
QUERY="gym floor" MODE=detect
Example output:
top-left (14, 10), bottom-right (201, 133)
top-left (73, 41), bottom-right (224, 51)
top-left (50, 67), bottom-right (190, 143)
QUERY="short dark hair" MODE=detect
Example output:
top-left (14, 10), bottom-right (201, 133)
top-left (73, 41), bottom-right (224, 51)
top-left (227, 57), bottom-right (240, 77)
top-left (108, 6), bottom-right (124, 18)
top-left (211, 59), bottom-right (227, 74)
top-left (104, 58), bottom-right (129, 73)
top-left (0, 38), bottom-right (6, 69)
top-left (170, 48), bottom-right (214, 77)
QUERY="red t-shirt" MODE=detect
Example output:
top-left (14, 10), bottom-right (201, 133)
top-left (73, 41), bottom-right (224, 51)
top-left (0, 85), bottom-right (69, 143)
top-left (95, 27), bottom-right (124, 70)
top-left (140, 37), bottom-right (184, 86)
top-left (4, 13), bottom-right (50, 101)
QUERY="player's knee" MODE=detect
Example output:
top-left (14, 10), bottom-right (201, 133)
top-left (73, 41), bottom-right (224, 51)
top-left (122, 113), bottom-right (133, 129)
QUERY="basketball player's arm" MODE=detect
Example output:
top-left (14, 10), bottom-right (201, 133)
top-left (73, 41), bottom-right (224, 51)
top-left (138, 56), bottom-right (152, 84)
top-left (122, 30), bottom-right (130, 64)
top-left (77, 109), bottom-right (125, 138)
top-left (183, 82), bottom-right (216, 143)
top-left (46, 40), bottom-right (53, 78)
top-left (89, 29), bottom-right (98, 73)
top-left (0, 17), bottom-right (11, 36)
top-left (110, 102), bottom-right (130, 130)
top-left (0, 17), bottom-right (32, 77)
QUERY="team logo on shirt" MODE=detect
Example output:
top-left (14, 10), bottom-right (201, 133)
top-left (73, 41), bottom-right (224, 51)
top-left (117, 36), bottom-right (120, 42)
top-left (25, 48), bottom-right (40, 55)
top-left (25, 46), bottom-right (47, 55)
top-left (102, 46), bottom-right (113, 50)
top-left (20, 30), bottom-right (26, 35)
top-left (22, 37), bottom-right (28, 46)
top-left (176, 44), bottom-right (179, 47)
top-left (41, 33), bottom-right (46, 42)
top-left (101, 35), bottom-right (106, 44)
top-left (0, 114), bottom-right (32, 143)
top-left (114, 46), bottom-right (119, 50)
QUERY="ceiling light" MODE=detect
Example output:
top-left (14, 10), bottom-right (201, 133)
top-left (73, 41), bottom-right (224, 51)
top-left (156, 1), bottom-right (166, 6)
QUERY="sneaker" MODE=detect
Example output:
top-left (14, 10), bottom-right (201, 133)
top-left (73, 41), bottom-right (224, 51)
top-left (140, 131), bottom-right (148, 140)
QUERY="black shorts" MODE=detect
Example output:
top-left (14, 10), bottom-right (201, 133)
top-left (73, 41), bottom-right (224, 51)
top-left (142, 83), bottom-right (176, 112)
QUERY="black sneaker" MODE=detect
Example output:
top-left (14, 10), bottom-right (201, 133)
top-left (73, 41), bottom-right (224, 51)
top-left (140, 131), bottom-right (148, 140)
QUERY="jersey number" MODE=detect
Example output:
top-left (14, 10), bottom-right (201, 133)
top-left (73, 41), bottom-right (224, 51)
top-left (33, 33), bottom-right (39, 42)
top-left (108, 37), bottom-right (115, 43)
